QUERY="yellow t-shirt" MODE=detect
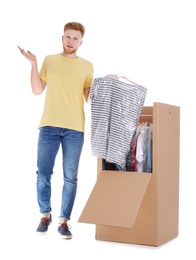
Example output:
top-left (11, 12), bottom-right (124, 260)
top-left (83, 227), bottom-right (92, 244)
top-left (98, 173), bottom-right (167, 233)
top-left (38, 53), bottom-right (94, 132)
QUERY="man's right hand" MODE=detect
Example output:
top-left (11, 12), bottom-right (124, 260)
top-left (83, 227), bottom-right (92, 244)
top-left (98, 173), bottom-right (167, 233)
top-left (17, 46), bottom-right (37, 64)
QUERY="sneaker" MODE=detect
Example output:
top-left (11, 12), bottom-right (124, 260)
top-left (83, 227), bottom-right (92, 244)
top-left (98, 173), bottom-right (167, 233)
top-left (58, 223), bottom-right (72, 239)
top-left (36, 214), bottom-right (52, 235)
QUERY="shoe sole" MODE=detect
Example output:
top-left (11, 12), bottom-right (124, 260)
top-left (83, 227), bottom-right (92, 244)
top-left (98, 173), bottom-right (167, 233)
top-left (58, 233), bottom-right (72, 239)
top-left (36, 231), bottom-right (48, 235)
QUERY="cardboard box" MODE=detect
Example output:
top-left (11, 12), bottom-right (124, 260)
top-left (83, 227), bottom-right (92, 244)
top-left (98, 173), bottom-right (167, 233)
top-left (78, 102), bottom-right (180, 246)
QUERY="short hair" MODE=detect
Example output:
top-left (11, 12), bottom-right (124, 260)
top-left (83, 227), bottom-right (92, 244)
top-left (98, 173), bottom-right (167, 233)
top-left (64, 22), bottom-right (85, 37)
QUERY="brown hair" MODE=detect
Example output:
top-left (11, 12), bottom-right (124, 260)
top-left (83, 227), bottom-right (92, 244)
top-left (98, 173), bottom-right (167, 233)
top-left (64, 22), bottom-right (85, 37)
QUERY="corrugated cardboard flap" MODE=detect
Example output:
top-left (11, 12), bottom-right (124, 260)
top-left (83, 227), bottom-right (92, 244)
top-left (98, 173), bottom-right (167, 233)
top-left (78, 171), bottom-right (152, 228)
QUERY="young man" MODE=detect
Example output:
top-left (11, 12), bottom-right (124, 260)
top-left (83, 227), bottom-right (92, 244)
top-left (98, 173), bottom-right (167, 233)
top-left (18, 22), bottom-right (94, 239)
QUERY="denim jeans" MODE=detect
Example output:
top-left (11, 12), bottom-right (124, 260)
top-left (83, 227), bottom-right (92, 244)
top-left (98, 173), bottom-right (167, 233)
top-left (36, 126), bottom-right (84, 220)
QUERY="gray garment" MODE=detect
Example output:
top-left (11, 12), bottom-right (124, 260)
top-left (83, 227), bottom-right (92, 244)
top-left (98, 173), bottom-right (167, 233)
top-left (89, 75), bottom-right (147, 168)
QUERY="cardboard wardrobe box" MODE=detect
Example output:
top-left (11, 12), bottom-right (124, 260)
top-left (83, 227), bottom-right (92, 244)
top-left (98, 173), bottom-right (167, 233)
top-left (78, 102), bottom-right (180, 246)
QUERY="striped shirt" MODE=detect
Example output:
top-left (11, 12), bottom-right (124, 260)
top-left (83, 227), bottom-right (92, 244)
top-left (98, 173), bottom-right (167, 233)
top-left (89, 75), bottom-right (147, 168)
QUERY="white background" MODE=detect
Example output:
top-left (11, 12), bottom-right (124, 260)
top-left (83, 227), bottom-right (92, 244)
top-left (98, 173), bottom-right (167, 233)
top-left (0, 0), bottom-right (195, 259)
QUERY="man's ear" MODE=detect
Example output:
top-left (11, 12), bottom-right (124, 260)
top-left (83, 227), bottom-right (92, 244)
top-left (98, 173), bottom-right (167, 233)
top-left (62, 36), bottom-right (64, 41)
top-left (79, 40), bottom-right (83, 46)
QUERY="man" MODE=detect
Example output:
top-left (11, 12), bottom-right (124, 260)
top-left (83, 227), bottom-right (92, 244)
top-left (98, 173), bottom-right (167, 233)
top-left (18, 22), bottom-right (94, 239)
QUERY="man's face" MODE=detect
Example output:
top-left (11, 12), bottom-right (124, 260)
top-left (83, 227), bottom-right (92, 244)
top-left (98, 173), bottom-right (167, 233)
top-left (62, 29), bottom-right (83, 54)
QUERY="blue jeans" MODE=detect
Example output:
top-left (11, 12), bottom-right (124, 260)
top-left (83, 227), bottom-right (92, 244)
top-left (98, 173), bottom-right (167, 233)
top-left (36, 126), bottom-right (84, 220)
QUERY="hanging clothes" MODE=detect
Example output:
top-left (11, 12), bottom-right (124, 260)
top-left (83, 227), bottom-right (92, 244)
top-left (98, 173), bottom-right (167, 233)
top-left (129, 123), bottom-right (145, 172)
top-left (135, 122), bottom-right (153, 172)
top-left (89, 75), bottom-right (147, 168)
top-left (145, 123), bottom-right (153, 173)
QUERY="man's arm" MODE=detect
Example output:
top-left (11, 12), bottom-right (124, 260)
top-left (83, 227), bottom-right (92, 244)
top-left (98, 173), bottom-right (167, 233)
top-left (30, 62), bottom-right (46, 95)
top-left (84, 87), bottom-right (90, 102)
top-left (18, 46), bottom-right (46, 95)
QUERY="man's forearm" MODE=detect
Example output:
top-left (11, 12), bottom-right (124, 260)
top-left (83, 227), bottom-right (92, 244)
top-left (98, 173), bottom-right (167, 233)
top-left (31, 63), bottom-right (44, 95)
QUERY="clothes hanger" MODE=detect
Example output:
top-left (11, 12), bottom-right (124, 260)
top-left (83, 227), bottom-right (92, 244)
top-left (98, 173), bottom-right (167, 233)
top-left (105, 73), bottom-right (140, 86)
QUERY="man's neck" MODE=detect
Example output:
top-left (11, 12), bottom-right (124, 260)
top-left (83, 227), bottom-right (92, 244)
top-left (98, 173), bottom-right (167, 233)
top-left (62, 51), bottom-right (78, 59)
